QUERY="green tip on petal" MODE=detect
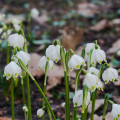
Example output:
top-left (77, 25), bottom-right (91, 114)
top-left (15, 73), bottom-right (17, 76)
top-left (8, 74), bottom-right (10, 77)
top-left (70, 67), bottom-right (73, 71)
top-left (92, 61), bottom-right (94, 65)
top-left (118, 114), bottom-right (120, 117)
top-left (99, 60), bottom-right (102, 64)
top-left (52, 67), bottom-right (53, 69)
top-left (28, 60), bottom-right (30, 63)
top-left (39, 67), bottom-right (41, 70)
top-left (105, 80), bottom-right (108, 84)
top-left (112, 78), bottom-right (115, 82)
top-left (55, 59), bottom-right (58, 63)
top-left (87, 53), bottom-right (89, 55)
top-left (76, 65), bottom-right (80, 69)
top-left (47, 57), bottom-right (49, 60)
top-left (96, 82), bottom-right (98, 85)
top-left (92, 86), bottom-right (95, 90)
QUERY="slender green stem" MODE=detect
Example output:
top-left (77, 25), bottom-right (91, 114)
top-left (25, 112), bottom-right (28, 120)
top-left (11, 77), bottom-right (15, 120)
top-left (21, 77), bottom-right (26, 105)
top-left (81, 85), bottom-right (88, 120)
top-left (84, 106), bottom-right (88, 120)
top-left (64, 71), bottom-right (70, 120)
top-left (75, 66), bottom-right (83, 91)
top-left (7, 46), bottom-right (9, 64)
top-left (102, 94), bottom-right (109, 120)
top-left (72, 106), bottom-right (77, 120)
top-left (26, 74), bottom-right (32, 120)
top-left (33, 80), bottom-right (56, 120)
top-left (91, 89), bottom-right (97, 120)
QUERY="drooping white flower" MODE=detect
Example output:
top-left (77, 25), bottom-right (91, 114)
top-left (14, 51), bottom-right (30, 65)
top-left (23, 106), bottom-right (28, 112)
top-left (11, 18), bottom-right (21, 31)
top-left (88, 67), bottom-right (99, 76)
top-left (68, 55), bottom-right (85, 71)
top-left (117, 50), bottom-right (120, 56)
top-left (8, 33), bottom-right (25, 49)
top-left (83, 73), bottom-right (99, 91)
top-left (0, 13), bottom-right (5, 21)
top-left (102, 68), bottom-right (119, 84)
top-left (46, 45), bottom-right (61, 63)
top-left (61, 102), bottom-right (65, 107)
top-left (91, 49), bottom-right (106, 65)
top-left (111, 104), bottom-right (120, 119)
top-left (37, 108), bottom-right (45, 118)
top-left (31, 8), bottom-right (39, 18)
top-left (1, 30), bottom-right (12, 39)
top-left (84, 43), bottom-right (100, 61)
top-left (3, 61), bottom-right (22, 80)
top-left (73, 90), bottom-right (90, 107)
top-left (38, 56), bottom-right (54, 71)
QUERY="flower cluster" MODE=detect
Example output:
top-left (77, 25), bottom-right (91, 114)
top-left (3, 33), bottom-right (30, 80)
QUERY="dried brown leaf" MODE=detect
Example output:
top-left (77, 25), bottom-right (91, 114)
top-left (77, 2), bottom-right (97, 17)
top-left (60, 26), bottom-right (84, 50)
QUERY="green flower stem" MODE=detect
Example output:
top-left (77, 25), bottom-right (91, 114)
top-left (91, 89), bottom-right (97, 120)
top-left (108, 100), bottom-right (114, 105)
top-left (84, 106), bottom-right (88, 120)
top-left (11, 77), bottom-right (15, 120)
top-left (26, 73), bottom-right (32, 120)
top-left (64, 71), bottom-right (70, 120)
top-left (81, 85), bottom-right (88, 120)
top-left (7, 46), bottom-right (9, 64)
top-left (102, 94), bottom-right (109, 120)
top-left (61, 47), bottom-right (70, 120)
top-left (25, 112), bottom-right (28, 120)
top-left (87, 49), bottom-right (93, 69)
top-left (42, 62), bottom-right (49, 120)
top-left (33, 80), bottom-right (56, 120)
top-left (75, 65), bottom-right (84, 91)
top-left (72, 105), bottom-right (77, 120)
top-left (21, 77), bottom-right (26, 105)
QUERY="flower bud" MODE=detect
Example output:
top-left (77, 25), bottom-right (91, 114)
top-left (73, 90), bottom-right (90, 107)
top-left (68, 55), bottom-right (85, 71)
top-left (37, 108), bottom-right (45, 118)
top-left (38, 56), bottom-right (54, 71)
top-left (88, 67), bottom-right (99, 76)
top-left (31, 8), bottom-right (39, 19)
top-left (111, 104), bottom-right (120, 119)
top-left (102, 68), bottom-right (119, 84)
top-left (3, 61), bottom-right (22, 80)
top-left (8, 33), bottom-right (25, 49)
top-left (15, 51), bottom-right (30, 65)
top-left (84, 43), bottom-right (100, 61)
top-left (23, 106), bottom-right (28, 112)
top-left (46, 45), bottom-right (61, 63)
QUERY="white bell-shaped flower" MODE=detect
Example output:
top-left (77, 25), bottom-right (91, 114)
top-left (102, 68), bottom-right (119, 84)
top-left (83, 73), bottom-right (99, 91)
top-left (46, 45), bottom-right (61, 63)
top-left (3, 61), bottom-right (22, 80)
top-left (8, 33), bottom-right (25, 49)
top-left (88, 67), bottom-right (99, 76)
top-left (38, 56), bottom-right (54, 71)
top-left (61, 102), bottom-right (65, 107)
top-left (37, 108), bottom-right (45, 118)
top-left (84, 43), bottom-right (100, 61)
top-left (91, 49), bottom-right (106, 65)
top-left (68, 55), bottom-right (85, 71)
top-left (31, 8), bottom-right (39, 19)
top-left (73, 90), bottom-right (90, 107)
top-left (23, 106), bottom-right (28, 112)
top-left (111, 104), bottom-right (120, 119)
top-left (96, 80), bottom-right (104, 91)
top-left (14, 51), bottom-right (30, 65)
